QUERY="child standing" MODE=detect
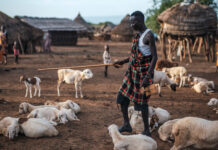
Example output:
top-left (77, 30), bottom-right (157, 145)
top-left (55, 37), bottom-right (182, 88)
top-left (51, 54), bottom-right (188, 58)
top-left (13, 41), bottom-right (20, 64)
top-left (103, 45), bottom-right (111, 77)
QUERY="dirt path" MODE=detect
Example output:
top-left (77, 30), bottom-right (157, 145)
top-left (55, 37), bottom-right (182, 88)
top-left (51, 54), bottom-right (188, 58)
top-left (0, 39), bottom-right (217, 150)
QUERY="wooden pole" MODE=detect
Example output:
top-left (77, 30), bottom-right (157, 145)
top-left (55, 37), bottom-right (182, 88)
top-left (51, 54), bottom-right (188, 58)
top-left (161, 32), bottom-right (167, 59)
top-left (197, 37), bottom-right (203, 54)
top-left (38, 64), bottom-right (116, 71)
top-left (185, 38), bottom-right (192, 63)
top-left (193, 37), bottom-right (199, 54)
top-left (18, 34), bottom-right (25, 55)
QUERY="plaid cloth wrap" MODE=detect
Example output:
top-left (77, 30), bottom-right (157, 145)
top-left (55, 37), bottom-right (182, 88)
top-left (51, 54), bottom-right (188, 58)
top-left (119, 33), bottom-right (153, 105)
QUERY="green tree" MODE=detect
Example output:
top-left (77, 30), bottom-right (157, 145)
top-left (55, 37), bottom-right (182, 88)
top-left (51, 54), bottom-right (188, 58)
top-left (145, 0), bottom-right (217, 33)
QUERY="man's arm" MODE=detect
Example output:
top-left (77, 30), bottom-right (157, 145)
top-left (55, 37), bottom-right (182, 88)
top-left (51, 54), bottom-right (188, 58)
top-left (113, 57), bottom-right (129, 68)
top-left (143, 31), bottom-right (158, 76)
top-left (141, 31), bottom-right (158, 87)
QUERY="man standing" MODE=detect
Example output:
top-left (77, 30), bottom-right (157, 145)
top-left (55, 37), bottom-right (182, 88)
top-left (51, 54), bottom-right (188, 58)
top-left (114, 11), bottom-right (158, 136)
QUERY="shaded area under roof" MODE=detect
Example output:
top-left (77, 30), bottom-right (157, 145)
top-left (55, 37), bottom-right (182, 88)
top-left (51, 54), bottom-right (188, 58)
top-left (17, 16), bottom-right (86, 32)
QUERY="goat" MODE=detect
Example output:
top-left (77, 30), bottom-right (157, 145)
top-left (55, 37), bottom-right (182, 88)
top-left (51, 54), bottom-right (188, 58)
top-left (0, 117), bottom-right (19, 140)
top-left (192, 81), bottom-right (215, 95)
top-left (155, 60), bottom-right (178, 71)
top-left (154, 70), bottom-right (176, 97)
top-left (158, 119), bottom-right (180, 142)
top-left (20, 75), bottom-right (41, 98)
top-left (162, 67), bottom-right (187, 88)
top-left (207, 98), bottom-right (218, 114)
top-left (108, 124), bottom-right (157, 150)
top-left (57, 69), bottom-right (93, 98)
top-left (170, 117), bottom-right (218, 150)
top-left (45, 100), bottom-right (80, 114)
top-left (20, 118), bottom-right (58, 138)
top-left (19, 102), bottom-right (56, 114)
top-left (27, 107), bottom-right (68, 125)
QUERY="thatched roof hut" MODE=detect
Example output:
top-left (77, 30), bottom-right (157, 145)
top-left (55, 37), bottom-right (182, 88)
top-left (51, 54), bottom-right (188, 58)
top-left (94, 23), bottom-right (115, 41)
top-left (158, 3), bottom-right (217, 36)
top-left (0, 11), bottom-right (43, 53)
top-left (73, 13), bottom-right (94, 39)
top-left (157, 2), bottom-right (217, 62)
top-left (111, 15), bottom-right (134, 42)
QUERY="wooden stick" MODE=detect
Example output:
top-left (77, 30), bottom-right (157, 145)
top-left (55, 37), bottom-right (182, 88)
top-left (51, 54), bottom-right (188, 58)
top-left (38, 64), bottom-right (116, 71)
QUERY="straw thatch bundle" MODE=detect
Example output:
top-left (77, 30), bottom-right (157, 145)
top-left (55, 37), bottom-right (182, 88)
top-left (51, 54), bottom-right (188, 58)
top-left (111, 15), bottom-right (134, 42)
top-left (0, 11), bottom-right (43, 53)
top-left (158, 3), bottom-right (217, 36)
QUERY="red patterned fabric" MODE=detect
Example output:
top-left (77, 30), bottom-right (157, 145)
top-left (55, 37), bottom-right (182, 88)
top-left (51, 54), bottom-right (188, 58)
top-left (119, 33), bottom-right (153, 105)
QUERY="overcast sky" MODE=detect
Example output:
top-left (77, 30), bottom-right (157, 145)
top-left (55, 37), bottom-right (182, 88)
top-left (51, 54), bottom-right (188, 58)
top-left (0, 0), bottom-right (154, 18)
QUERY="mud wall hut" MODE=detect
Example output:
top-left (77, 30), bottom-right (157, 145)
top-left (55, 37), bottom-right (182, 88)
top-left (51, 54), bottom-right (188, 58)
top-left (73, 13), bottom-right (94, 39)
top-left (19, 17), bottom-right (86, 46)
top-left (111, 15), bottom-right (134, 42)
top-left (157, 1), bottom-right (217, 63)
top-left (0, 11), bottom-right (43, 54)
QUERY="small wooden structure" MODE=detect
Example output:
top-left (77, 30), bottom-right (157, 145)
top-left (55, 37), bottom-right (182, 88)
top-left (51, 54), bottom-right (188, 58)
top-left (157, 2), bottom-right (217, 63)
top-left (94, 23), bottom-right (115, 41)
top-left (19, 16), bottom-right (86, 46)
top-left (111, 15), bottom-right (134, 42)
top-left (73, 13), bottom-right (94, 39)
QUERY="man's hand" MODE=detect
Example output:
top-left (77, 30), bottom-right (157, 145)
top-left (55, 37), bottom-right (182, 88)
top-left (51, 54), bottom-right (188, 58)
top-left (141, 74), bottom-right (151, 87)
top-left (113, 60), bottom-right (124, 68)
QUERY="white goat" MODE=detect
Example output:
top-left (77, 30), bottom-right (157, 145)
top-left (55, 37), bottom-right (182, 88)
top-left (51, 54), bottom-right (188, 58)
top-left (162, 66), bottom-right (187, 87)
top-left (45, 100), bottom-right (81, 114)
top-left (158, 119), bottom-right (180, 142)
top-left (192, 81), bottom-right (215, 95)
top-left (60, 108), bottom-right (80, 121)
top-left (20, 118), bottom-right (58, 138)
top-left (170, 117), bottom-right (218, 150)
top-left (20, 75), bottom-right (41, 98)
top-left (208, 98), bottom-right (218, 114)
top-left (27, 107), bottom-right (68, 125)
top-left (57, 69), bottom-right (93, 98)
top-left (0, 117), bottom-right (19, 140)
top-left (153, 70), bottom-right (176, 97)
top-left (19, 102), bottom-right (56, 114)
top-left (108, 124), bottom-right (157, 150)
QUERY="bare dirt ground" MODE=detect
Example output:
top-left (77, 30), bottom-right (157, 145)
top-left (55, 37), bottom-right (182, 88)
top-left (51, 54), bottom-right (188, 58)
top-left (0, 38), bottom-right (218, 150)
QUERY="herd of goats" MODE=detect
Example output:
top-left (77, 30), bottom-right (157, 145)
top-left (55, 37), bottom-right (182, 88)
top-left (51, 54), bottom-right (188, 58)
top-left (0, 60), bottom-right (218, 150)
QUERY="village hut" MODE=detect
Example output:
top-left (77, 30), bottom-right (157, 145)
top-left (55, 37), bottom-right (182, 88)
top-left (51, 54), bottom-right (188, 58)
top-left (0, 11), bottom-right (43, 54)
top-left (18, 16), bottom-right (85, 46)
top-left (111, 15), bottom-right (134, 42)
top-left (157, 1), bottom-right (217, 63)
top-left (73, 13), bottom-right (94, 39)
top-left (94, 23), bottom-right (115, 41)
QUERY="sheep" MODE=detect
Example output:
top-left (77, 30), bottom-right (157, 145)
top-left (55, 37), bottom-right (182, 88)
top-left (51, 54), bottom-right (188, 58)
top-left (60, 108), bottom-right (80, 121)
top-left (162, 66), bottom-right (187, 88)
top-left (108, 124), bottom-right (157, 150)
top-left (27, 107), bottom-right (68, 125)
top-left (20, 118), bottom-right (58, 138)
top-left (19, 102), bottom-right (56, 114)
top-left (153, 70), bottom-right (176, 97)
top-left (44, 100), bottom-right (81, 114)
top-left (57, 69), bottom-right (93, 98)
top-left (155, 60), bottom-right (178, 71)
top-left (0, 117), bottom-right (19, 140)
top-left (170, 117), bottom-right (218, 150)
top-left (130, 113), bottom-right (159, 134)
top-left (189, 76), bottom-right (215, 89)
top-left (158, 119), bottom-right (180, 142)
top-left (20, 75), bottom-right (41, 98)
top-left (128, 106), bottom-right (155, 119)
top-left (153, 107), bottom-right (171, 124)
top-left (192, 81), bottom-right (215, 95)
top-left (207, 98), bottom-right (218, 114)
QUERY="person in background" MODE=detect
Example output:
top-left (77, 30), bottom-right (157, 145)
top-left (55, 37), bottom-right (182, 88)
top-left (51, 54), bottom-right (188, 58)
top-left (13, 41), bottom-right (20, 64)
top-left (44, 33), bottom-right (51, 53)
top-left (103, 45), bottom-right (111, 77)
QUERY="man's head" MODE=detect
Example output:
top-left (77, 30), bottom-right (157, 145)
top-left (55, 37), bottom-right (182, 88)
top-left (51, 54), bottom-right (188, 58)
top-left (130, 11), bottom-right (145, 31)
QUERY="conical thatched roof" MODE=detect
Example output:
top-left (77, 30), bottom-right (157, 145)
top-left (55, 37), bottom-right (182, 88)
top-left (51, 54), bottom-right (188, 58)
top-left (157, 3), bottom-right (217, 36)
top-left (73, 13), bottom-right (93, 31)
top-left (111, 15), bottom-right (133, 36)
top-left (0, 11), bottom-right (43, 46)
